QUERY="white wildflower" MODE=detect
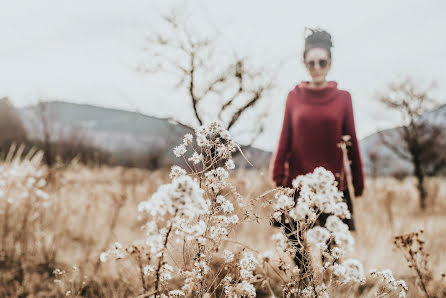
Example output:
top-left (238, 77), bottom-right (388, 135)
top-left (306, 226), bottom-right (331, 250)
top-left (240, 251), bottom-right (258, 273)
top-left (300, 286), bottom-right (315, 298)
top-left (315, 284), bottom-right (329, 298)
top-left (228, 214), bottom-right (239, 224)
top-left (99, 252), bottom-right (108, 263)
top-left (291, 266), bottom-right (300, 275)
top-left (341, 258), bottom-right (365, 284)
top-left (194, 122), bottom-right (236, 159)
top-left (209, 226), bottom-right (228, 239)
top-left (35, 189), bottom-right (49, 200)
top-left (240, 269), bottom-right (254, 280)
top-left (275, 194), bottom-right (295, 210)
top-left (183, 133), bottom-right (193, 145)
top-left (143, 265), bottom-right (155, 276)
top-left (325, 215), bottom-right (348, 233)
top-left (204, 167), bottom-right (229, 193)
top-left (36, 178), bottom-right (46, 188)
top-left (225, 159), bottom-right (235, 170)
top-left (325, 215), bottom-right (354, 252)
top-left (138, 175), bottom-right (209, 220)
top-left (160, 264), bottom-right (174, 282)
top-left (194, 260), bottom-right (210, 275)
top-left (223, 250), bottom-right (234, 262)
top-left (272, 211), bottom-right (282, 222)
top-left (169, 166), bottom-right (187, 179)
top-left (236, 280), bottom-right (256, 297)
top-left (216, 195), bottom-right (234, 213)
top-left (290, 202), bottom-right (317, 222)
top-left (272, 232), bottom-right (289, 252)
top-left (370, 269), bottom-right (408, 294)
top-left (188, 152), bottom-right (203, 164)
top-left (168, 289), bottom-right (186, 297)
top-left (291, 167), bottom-right (349, 218)
top-left (173, 144), bottom-right (187, 157)
top-left (331, 247), bottom-right (344, 259)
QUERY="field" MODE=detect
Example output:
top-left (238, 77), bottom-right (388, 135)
top-left (1, 152), bottom-right (445, 297)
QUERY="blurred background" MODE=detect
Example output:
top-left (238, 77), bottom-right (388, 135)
top-left (1, 0), bottom-right (445, 177)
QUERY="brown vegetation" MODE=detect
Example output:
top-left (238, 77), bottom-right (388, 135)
top-left (1, 157), bottom-right (445, 297)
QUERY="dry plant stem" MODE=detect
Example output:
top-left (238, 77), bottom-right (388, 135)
top-left (165, 246), bottom-right (181, 270)
top-left (19, 198), bottom-right (32, 259)
top-left (258, 188), bottom-right (283, 199)
top-left (220, 238), bottom-right (259, 253)
top-left (191, 150), bottom-right (223, 176)
top-left (1, 201), bottom-right (10, 257)
top-left (206, 261), bottom-right (226, 293)
top-left (135, 290), bottom-right (158, 298)
top-left (266, 261), bottom-right (287, 284)
top-left (261, 261), bottom-right (277, 297)
top-left (282, 212), bottom-right (314, 289)
top-left (182, 238), bottom-right (188, 269)
top-left (154, 213), bottom-right (176, 295)
top-left (407, 249), bottom-right (430, 298)
top-left (182, 156), bottom-right (194, 172)
top-left (385, 191), bottom-right (394, 232)
top-left (136, 252), bottom-right (148, 292)
top-left (235, 143), bottom-right (253, 167)
top-left (395, 232), bottom-right (431, 298)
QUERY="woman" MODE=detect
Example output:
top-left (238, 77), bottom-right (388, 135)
top-left (271, 28), bottom-right (365, 268)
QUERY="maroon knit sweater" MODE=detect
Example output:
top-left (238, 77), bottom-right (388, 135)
top-left (271, 81), bottom-right (365, 196)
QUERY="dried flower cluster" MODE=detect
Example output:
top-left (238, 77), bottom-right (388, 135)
top-left (369, 269), bottom-right (408, 297)
top-left (101, 121), bottom-right (265, 296)
top-left (268, 167), bottom-right (364, 296)
top-left (394, 230), bottom-right (432, 297)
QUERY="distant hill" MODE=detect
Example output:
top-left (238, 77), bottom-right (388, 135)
top-left (18, 101), bottom-right (272, 169)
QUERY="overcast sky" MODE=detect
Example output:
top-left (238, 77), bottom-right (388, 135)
top-left (1, 0), bottom-right (445, 151)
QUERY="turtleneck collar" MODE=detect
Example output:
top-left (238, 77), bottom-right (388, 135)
top-left (296, 80), bottom-right (339, 104)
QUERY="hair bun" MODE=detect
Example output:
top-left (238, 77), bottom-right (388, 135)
top-left (304, 27), bottom-right (333, 52)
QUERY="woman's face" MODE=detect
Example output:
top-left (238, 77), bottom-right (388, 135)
top-left (304, 48), bottom-right (331, 84)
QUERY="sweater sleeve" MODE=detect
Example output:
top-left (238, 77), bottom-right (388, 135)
top-left (272, 93), bottom-right (293, 186)
top-left (342, 92), bottom-right (365, 197)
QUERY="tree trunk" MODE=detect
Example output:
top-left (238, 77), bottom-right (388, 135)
top-left (413, 157), bottom-right (427, 209)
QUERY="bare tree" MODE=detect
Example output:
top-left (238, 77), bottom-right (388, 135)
top-left (138, 6), bottom-right (282, 147)
top-left (367, 150), bottom-right (381, 178)
top-left (0, 97), bottom-right (27, 156)
top-left (376, 76), bottom-right (446, 209)
top-left (36, 100), bottom-right (55, 167)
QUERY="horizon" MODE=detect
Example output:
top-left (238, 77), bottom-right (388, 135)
top-left (18, 99), bottom-right (446, 152)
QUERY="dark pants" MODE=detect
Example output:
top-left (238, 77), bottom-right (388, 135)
top-left (272, 189), bottom-right (354, 269)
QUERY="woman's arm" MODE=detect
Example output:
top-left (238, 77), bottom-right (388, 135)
top-left (342, 92), bottom-right (365, 197)
top-left (272, 93), bottom-right (293, 186)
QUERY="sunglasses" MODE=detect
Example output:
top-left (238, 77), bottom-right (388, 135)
top-left (306, 59), bottom-right (329, 69)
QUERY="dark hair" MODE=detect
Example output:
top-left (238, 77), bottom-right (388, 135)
top-left (303, 27), bottom-right (333, 60)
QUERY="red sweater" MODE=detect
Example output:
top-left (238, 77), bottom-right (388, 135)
top-left (271, 81), bottom-right (365, 197)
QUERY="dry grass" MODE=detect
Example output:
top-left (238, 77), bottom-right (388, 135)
top-left (1, 163), bottom-right (445, 297)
